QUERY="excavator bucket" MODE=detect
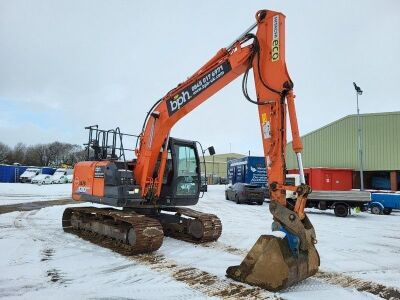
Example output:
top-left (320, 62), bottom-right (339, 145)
top-left (226, 202), bottom-right (320, 291)
top-left (226, 234), bottom-right (319, 291)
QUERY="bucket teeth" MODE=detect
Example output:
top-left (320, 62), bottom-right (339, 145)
top-left (226, 234), bottom-right (319, 292)
top-left (227, 200), bottom-right (321, 291)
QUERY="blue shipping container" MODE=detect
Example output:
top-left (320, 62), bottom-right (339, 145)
top-left (227, 156), bottom-right (267, 187)
top-left (0, 165), bottom-right (28, 183)
top-left (0, 165), bottom-right (15, 183)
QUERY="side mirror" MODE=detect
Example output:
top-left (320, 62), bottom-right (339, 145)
top-left (208, 146), bottom-right (216, 156)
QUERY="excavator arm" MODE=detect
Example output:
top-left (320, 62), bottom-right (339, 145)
top-left (134, 40), bottom-right (252, 197)
top-left (131, 9), bottom-right (318, 291)
top-left (136, 11), bottom-right (295, 202)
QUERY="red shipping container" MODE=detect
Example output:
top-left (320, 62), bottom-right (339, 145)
top-left (287, 167), bottom-right (353, 191)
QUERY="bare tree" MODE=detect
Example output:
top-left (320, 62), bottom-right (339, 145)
top-left (11, 143), bottom-right (27, 164)
top-left (34, 144), bottom-right (49, 166)
top-left (63, 144), bottom-right (83, 165)
top-left (47, 141), bottom-right (65, 166)
top-left (0, 142), bottom-right (11, 163)
top-left (24, 144), bottom-right (48, 166)
top-left (46, 142), bottom-right (82, 166)
top-left (1, 141), bottom-right (87, 167)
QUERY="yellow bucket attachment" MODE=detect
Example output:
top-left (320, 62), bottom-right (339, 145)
top-left (226, 234), bottom-right (319, 291)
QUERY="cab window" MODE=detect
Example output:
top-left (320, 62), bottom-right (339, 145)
top-left (174, 145), bottom-right (198, 196)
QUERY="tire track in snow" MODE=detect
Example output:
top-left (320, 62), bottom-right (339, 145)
top-left (201, 241), bottom-right (400, 299)
top-left (65, 227), bottom-right (278, 299)
top-left (131, 253), bottom-right (280, 300)
top-left (12, 211), bottom-right (32, 229)
top-left (0, 210), bottom-right (53, 297)
top-left (0, 199), bottom-right (77, 215)
top-left (15, 207), bottom-right (276, 299)
top-left (314, 271), bottom-right (400, 300)
top-left (201, 241), bottom-right (248, 256)
top-left (4, 200), bottom-right (398, 299)
top-left (22, 209), bottom-right (73, 286)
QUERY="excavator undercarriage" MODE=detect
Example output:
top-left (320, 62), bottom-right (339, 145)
top-left (158, 207), bottom-right (222, 243)
top-left (62, 206), bottom-right (222, 255)
top-left (62, 207), bottom-right (164, 255)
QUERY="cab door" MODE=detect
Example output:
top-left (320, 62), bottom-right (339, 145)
top-left (159, 137), bottom-right (200, 206)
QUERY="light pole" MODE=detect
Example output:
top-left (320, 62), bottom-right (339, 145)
top-left (353, 82), bottom-right (364, 190)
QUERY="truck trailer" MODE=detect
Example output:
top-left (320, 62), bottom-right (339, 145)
top-left (227, 156), bottom-right (267, 187)
top-left (286, 173), bottom-right (370, 217)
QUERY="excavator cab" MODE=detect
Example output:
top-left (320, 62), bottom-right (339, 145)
top-left (159, 137), bottom-right (201, 206)
top-left (73, 126), bottom-right (202, 207)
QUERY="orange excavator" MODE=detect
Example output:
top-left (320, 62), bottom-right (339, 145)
top-left (62, 10), bottom-right (319, 291)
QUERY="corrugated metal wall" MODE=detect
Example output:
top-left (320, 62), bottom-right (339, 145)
top-left (0, 165), bottom-right (28, 183)
top-left (286, 112), bottom-right (400, 171)
top-left (201, 153), bottom-right (245, 178)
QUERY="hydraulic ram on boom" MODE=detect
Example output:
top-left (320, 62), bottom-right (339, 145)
top-left (64, 10), bottom-right (319, 292)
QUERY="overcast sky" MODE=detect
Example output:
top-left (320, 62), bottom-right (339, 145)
top-left (0, 0), bottom-right (399, 156)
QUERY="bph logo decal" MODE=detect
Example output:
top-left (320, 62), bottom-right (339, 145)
top-left (169, 90), bottom-right (191, 113)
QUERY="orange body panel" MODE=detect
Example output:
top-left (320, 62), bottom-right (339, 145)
top-left (72, 161), bottom-right (108, 200)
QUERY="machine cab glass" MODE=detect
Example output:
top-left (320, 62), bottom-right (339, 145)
top-left (160, 138), bottom-right (200, 205)
top-left (174, 144), bottom-right (198, 196)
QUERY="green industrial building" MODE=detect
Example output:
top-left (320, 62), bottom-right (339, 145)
top-left (286, 111), bottom-right (400, 191)
top-left (202, 153), bottom-right (244, 183)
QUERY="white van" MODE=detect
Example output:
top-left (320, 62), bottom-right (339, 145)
top-left (31, 174), bottom-right (52, 185)
top-left (20, 168), bottom-right (41, 183)
top-left (51, 174), bottom-right (68, 184)
top-left (53, 168), bottom-right (67, 176)
top-left (66, 174), bottom-right (73, 183)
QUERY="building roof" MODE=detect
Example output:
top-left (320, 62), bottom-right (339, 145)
top-left (299, 111), bottom-right (400, 139)
top-left (286, 111), bottom-right (400, 171)
top-left (203, 153), bottom-right (245, 163)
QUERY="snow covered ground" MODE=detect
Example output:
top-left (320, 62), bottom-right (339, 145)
top-left (0, 185), bottom-right (399, 299)
top-left (0, 183), bottom-right (71, 205)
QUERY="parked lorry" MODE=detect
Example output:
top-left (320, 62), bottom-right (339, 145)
top-left (369, 193), bottom-right (400, 215)
top-left (227, 156), bottom-right (267, 187)
top-left (286, 174), bottom-right (370, 217)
